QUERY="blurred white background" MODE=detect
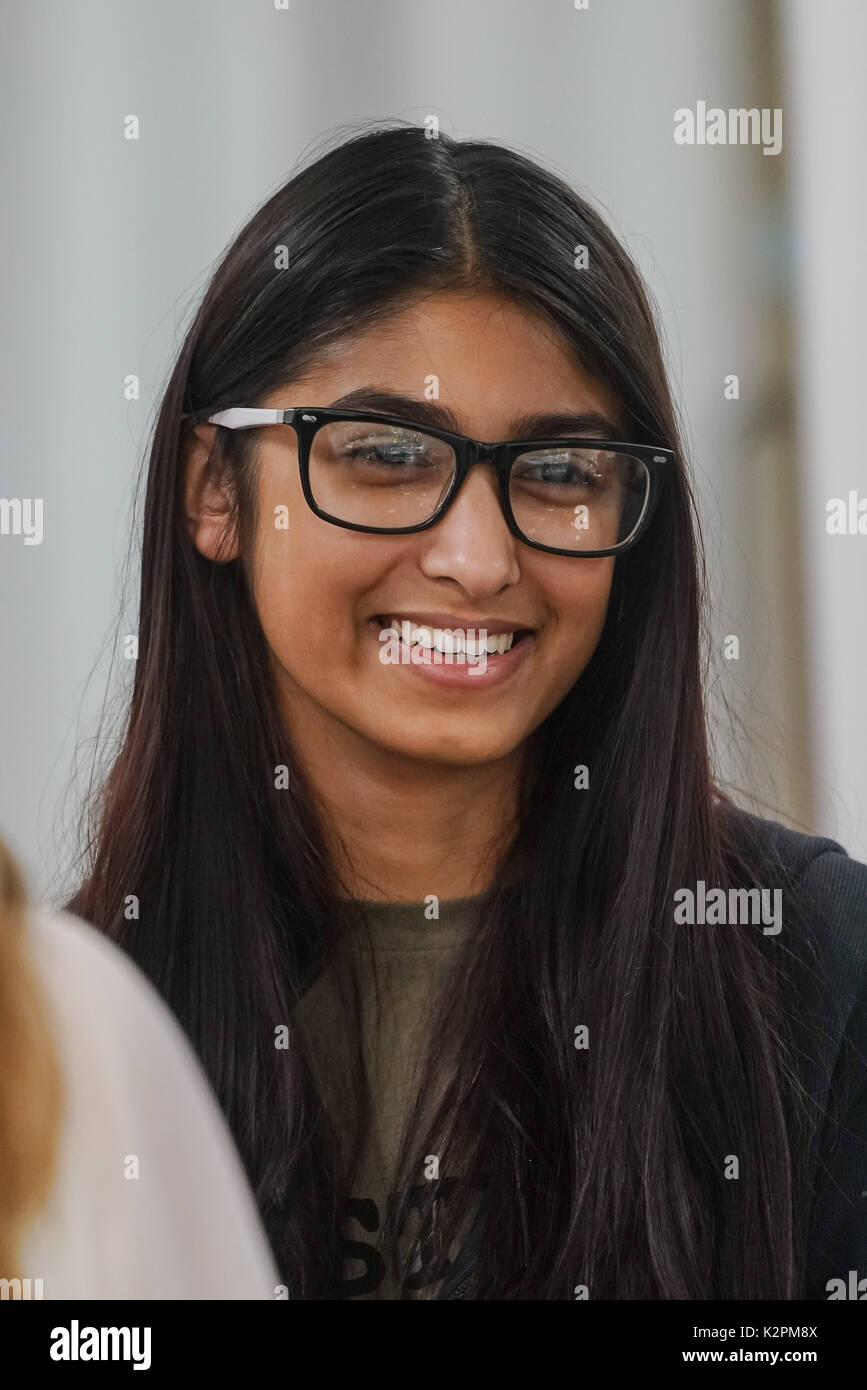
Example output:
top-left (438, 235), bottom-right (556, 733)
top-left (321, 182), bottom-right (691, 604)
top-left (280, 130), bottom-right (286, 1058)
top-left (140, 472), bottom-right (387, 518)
top-left (1, 0), bottom-right (865, 897)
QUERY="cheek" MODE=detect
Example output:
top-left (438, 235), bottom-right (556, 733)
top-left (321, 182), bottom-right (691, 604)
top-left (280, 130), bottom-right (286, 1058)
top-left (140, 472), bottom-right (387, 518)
top-left (250, 519), bottom-right (338, 672)
top-left (540, 559), bottom-right (614, 673)
top-left (248, 477), bottom-right (306, 649)
top-left (250, 461), bottom-right (326, 662)
top-left (247, 484), bottom-right (380, 684)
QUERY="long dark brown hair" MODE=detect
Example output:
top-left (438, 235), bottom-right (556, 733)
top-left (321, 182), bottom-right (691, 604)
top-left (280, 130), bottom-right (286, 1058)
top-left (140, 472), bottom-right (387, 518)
top-left (67, 120), bottom-right (813, 1298)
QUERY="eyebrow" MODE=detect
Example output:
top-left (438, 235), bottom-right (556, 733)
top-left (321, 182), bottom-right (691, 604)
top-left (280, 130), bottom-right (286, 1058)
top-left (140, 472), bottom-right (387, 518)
top-left (325, 388), bottom-right (625, 441)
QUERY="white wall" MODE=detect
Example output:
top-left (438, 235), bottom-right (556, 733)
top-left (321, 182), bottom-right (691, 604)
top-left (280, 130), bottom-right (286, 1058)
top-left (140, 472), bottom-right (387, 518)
top-left (2, 0), bottom-right (860, 898)
top-left (781, 0), bottom-right (867, 859)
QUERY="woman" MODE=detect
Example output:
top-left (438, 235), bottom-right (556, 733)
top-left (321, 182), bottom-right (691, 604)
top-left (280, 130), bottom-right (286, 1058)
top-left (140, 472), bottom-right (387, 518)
top-left (0, 835), bottom-right (278, 1298)
top-left (67, 121), bottom-right (866, 1299)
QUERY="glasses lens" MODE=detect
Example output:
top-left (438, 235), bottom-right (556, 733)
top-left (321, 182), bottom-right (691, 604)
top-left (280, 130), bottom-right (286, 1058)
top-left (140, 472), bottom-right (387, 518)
top-left (509, 446), bottom-right (650, 552)
top-left (308, 420), bottom-right (456, 528)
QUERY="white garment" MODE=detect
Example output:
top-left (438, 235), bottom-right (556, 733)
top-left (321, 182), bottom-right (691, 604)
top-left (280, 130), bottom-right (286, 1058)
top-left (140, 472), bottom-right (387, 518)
top-left (17, 907), bottom-right (281, 1299)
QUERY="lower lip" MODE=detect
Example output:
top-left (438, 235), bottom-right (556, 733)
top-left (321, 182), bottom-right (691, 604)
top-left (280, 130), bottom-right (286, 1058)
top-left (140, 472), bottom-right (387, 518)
top-left (368, 620), bottom-right (536, 689)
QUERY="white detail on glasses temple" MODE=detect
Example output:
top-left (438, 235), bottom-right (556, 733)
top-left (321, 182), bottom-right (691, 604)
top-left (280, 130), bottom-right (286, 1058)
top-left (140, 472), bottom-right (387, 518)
top-left (207, 408), bottom-right (291, 429)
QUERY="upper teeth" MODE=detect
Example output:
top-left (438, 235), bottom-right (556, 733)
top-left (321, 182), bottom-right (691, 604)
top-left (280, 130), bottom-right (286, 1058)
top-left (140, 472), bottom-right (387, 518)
top-left (386, 618), bottom-right (516, 656)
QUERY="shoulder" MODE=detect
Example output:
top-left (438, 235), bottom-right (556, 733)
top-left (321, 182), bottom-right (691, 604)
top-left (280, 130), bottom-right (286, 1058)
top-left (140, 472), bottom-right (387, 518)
top-left (719, 805), bottom-right (866, 1148)
top-left (720, 809), bottom-right (867, 1297)
top-left (28, 902), bottom-right (185, 1034)
top-left (720, 804), bottom-right (867, 1010)
top-left (26, 904), bottom-right (229, 1109)
top-left (721, 800), bottom-right (866, 886)
top-left (20, 906), bottom-right (279, 1299)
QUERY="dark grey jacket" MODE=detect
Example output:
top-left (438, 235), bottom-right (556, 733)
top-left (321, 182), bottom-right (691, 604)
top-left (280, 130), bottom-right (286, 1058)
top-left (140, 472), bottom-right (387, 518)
top-left (439, 810), bottom-right (867, 1300)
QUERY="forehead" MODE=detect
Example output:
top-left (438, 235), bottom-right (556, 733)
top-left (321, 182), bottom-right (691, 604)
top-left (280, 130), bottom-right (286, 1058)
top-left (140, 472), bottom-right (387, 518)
top-left (262, 289), bottom-right (626, 437)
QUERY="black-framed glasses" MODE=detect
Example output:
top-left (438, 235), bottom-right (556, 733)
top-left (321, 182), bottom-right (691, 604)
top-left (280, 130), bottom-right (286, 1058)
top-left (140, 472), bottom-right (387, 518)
top-left (191, 406), bottom-right (675, 557)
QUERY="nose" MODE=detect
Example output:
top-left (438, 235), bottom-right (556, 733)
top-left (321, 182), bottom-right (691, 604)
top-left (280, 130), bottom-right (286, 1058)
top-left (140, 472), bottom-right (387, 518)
top-left (418, 460), bottom-right (521, 593)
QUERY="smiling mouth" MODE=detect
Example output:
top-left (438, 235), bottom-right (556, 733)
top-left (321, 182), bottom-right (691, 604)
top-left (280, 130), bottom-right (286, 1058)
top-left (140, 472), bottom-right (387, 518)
top-left (373, 616), bottom-right (533, 658)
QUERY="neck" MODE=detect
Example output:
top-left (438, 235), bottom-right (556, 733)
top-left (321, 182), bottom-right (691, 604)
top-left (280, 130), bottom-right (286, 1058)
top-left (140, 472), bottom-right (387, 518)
top-left (283, 701), bottom-right (524, 904)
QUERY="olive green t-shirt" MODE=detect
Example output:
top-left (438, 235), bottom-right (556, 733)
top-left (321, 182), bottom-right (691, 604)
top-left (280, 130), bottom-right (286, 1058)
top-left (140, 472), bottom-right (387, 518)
top-left (294, 894), bottom-right (481, 1299)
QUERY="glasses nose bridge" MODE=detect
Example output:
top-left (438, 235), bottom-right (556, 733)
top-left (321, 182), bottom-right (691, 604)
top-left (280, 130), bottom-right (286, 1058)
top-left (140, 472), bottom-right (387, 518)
top-left (451, 437), bottom-right (512, 522)
top-left (462, 435), bottom-right (510, 482)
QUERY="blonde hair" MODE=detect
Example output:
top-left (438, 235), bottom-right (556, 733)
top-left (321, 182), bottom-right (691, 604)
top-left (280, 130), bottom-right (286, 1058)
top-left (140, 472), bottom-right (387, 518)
top-left (0, 839), bottom-right (62, 1281)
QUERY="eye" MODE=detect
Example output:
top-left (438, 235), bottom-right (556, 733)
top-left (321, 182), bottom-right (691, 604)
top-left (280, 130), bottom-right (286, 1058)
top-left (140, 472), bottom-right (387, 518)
top-left (513, 449), bottom-right (604, 488)
top-left (342, 433), bottom-right (433, 467)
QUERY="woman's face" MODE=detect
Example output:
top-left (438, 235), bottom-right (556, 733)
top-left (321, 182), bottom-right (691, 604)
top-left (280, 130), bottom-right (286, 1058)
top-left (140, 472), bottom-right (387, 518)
top-left (194, 290), bottom-right (624, 768)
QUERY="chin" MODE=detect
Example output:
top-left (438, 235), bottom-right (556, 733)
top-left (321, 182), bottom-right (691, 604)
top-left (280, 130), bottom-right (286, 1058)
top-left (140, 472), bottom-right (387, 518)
top-left (373, 726), bottom-right (522, 768)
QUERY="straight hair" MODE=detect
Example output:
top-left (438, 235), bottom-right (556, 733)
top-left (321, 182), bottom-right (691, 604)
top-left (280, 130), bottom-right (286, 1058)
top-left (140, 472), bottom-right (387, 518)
top-left (68, 121), bottom-right (812, 1298)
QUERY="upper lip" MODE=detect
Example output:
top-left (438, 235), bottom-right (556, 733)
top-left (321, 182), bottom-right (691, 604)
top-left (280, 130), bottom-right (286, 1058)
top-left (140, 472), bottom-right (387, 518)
top-left (374, 611), bottom-right (535, 635)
